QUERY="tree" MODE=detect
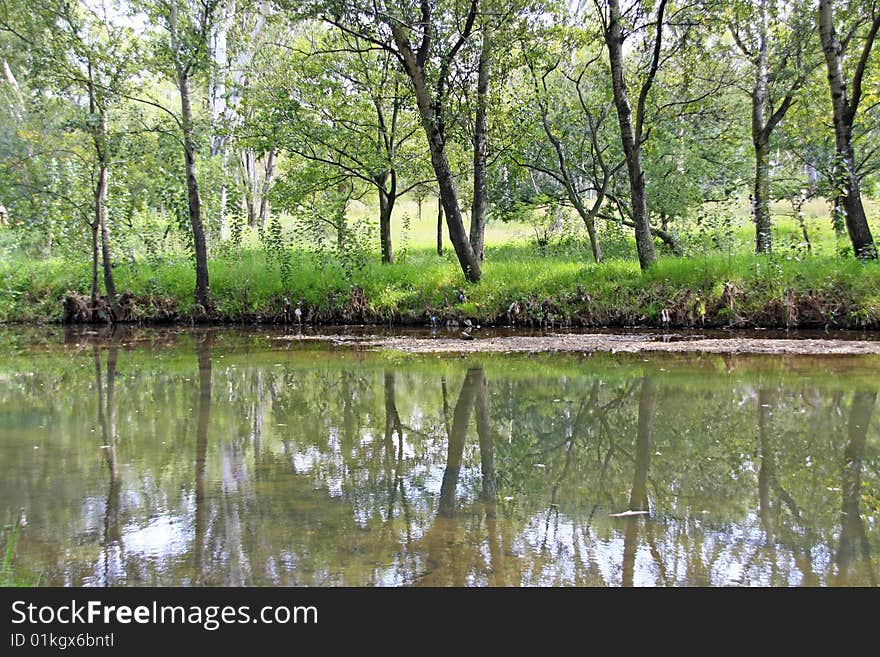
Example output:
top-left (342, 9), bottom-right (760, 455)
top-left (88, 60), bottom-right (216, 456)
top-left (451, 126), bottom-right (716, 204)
top-left (58, 2), bottom-right (132, 317)
top-left (776, 61), bottom-right (880, 242)
top-left (518, 28), bottom-right (614, 262)
top-left (246, 22), bottom-right (431, 263)
top-left (385, 0), bottom-right (484, 280)
top-left (309, 0), bottom-right (523, 282)
top-left (1, 0), bottom-right (136, 317)
top-left (598, 0), bottom-right (667, 270)
top-left (500, 24), bottom-right (701, 259)
top-left (593, 0), bottom-right (721, 268)
top-left (207, 2), bottom-right (278, 233)
top-left (729, 0), bottom-right (815, 254)
top-left (141, 0), bottom-right (223, 309)
top-left (818, 0), bottom-right (879, 260)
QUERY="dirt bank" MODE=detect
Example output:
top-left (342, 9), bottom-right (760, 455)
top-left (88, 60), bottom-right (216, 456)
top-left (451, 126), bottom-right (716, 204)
top-left (281, 333), bottom-right (880, 356)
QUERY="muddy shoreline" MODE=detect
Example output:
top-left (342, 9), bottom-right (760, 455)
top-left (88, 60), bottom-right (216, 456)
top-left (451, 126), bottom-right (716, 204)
top-left (280, 332), bottom-right (880, 355)
top-left (6, 323), bottom-right (880, 356)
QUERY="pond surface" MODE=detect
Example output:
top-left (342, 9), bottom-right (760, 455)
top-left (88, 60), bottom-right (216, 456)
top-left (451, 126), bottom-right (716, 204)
top-left (1, 327), bottom-right (878, 586)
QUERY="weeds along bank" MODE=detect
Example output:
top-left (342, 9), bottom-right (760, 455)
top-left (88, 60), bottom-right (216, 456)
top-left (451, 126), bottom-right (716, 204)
top-left (2, 246), bottom-right (879, 330)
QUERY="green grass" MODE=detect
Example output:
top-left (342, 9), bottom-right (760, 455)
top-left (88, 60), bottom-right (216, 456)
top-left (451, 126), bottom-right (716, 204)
top-left (1, 516), bottom-right (39, 587)
top-left (1, 200), bottom-right (879, 328)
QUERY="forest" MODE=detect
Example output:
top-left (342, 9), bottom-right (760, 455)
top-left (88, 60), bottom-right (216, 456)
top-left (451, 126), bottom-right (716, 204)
top-left (1, 0), bottom-right (879, 327)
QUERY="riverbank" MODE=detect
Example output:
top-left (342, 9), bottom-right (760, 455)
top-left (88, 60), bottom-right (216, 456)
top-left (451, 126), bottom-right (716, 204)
top-left (2, 246), bottom-right (880, 329)
top-left (343, 333), bottom-right (880, 355)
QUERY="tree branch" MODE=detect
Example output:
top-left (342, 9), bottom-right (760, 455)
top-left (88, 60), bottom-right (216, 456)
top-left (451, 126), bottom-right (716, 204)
top-left (849, 11), bottom-right (880, 119)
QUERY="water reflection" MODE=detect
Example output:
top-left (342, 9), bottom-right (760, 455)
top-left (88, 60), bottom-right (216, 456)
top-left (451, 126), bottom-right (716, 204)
top-left (0, 328), bottom-right (878, 586)
top-left (836, 390), bottom-right (877, 586)
top-left (193, 334), bottom-right (212, 585)
top-left (416, 368), bottom-right (500, 586)
top-left (622, 376), bottom-right (656, 588)
top-left (94, 345), bottom-right (121, 584)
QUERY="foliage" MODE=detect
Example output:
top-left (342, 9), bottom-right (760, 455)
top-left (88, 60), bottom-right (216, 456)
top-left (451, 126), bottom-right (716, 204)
top-left (0, 0), bottom-right (879, 314)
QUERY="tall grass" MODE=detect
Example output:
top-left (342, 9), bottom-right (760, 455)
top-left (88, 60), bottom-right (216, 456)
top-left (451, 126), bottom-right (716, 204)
top-left (1, 516), bottom-right (39, 587)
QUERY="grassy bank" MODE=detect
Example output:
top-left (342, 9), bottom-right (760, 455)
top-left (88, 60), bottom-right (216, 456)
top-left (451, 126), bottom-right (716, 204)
top-left (2, 199), bottom-right (880, 329)
top-left (2, 243), bottom-right (879, 329)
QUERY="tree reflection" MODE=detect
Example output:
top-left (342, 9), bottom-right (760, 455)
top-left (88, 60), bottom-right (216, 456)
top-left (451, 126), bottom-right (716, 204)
top-left (3, 331), bottom-right (880, 587)
top-left (381, 371), bottom-right (413, 548)
top-left (622, 375), bottom-right (657, 587)
top-left (94, 344), bottom-right (121, 584)
top-left (834, 390), bottom-right (877, 586)
top-left (416, 367), bottom-right (505, 585)
top-left (757, 388), bottom-right (776, 540)
top-left (193, 332), bottom-right (213, 585)
top-left (438, 368), bottom-right (483, 517)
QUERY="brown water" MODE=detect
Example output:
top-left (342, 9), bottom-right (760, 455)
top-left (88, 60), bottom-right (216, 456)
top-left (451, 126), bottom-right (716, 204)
top-left (0, 327), bottom-right (878, 586)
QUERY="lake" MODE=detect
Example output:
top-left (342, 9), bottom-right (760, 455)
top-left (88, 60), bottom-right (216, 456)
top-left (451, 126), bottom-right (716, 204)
top-left (1, 327), bottom-right (878, 586)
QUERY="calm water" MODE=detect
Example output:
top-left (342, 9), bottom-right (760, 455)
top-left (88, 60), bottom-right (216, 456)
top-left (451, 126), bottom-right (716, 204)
top-left (1, 327), bottom-right (878, 587)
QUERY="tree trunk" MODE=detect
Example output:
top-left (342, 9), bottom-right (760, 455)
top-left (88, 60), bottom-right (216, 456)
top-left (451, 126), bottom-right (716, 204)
top-left (751, 2), bottom-right (773, 254)
top-left (376, 170), bottom-right (395, 264)
top-left (437, 197), bottom-right (444, 256)
top-left (838, 139), bottom-right (875, 259)
top-left (754, 136), bottom-right (772, 253)
top-left (751, 15), bottom-right (773, 254)
top-left (90, 220), bottom-right (99, 314)
top-left (469, 25), bottom-right (491, 262)
top-left (818, 0), bottom-right (878, 260)
top-left (88, 64), bottom-right (117, 319)
top-left (208, 3), bottom-right (233, 242)
top-left (96, 162), bottom-right (117, 319)
top-left (242, 148), bottom-right (258, 229)
top-left (218, 153), bottom-right (230, 241)
top-left (606, 0), bottom-right (657, 270)
top-left (570, 194), bottom-right (604, 262)
top-left (96, 118), bottom-right (117, 316)
top-left (424, 117), bottom-right (482, 281)
top-left (178, 69), bottom-right (212, 309)
top-left (652, 225), bottom-right (683, 255)
top-left (3, 58), bottom-right (22, 122)
top-left (258, 148), bottom-right (277, 229)
top-left (391, 25), bottom-right (482, 282)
